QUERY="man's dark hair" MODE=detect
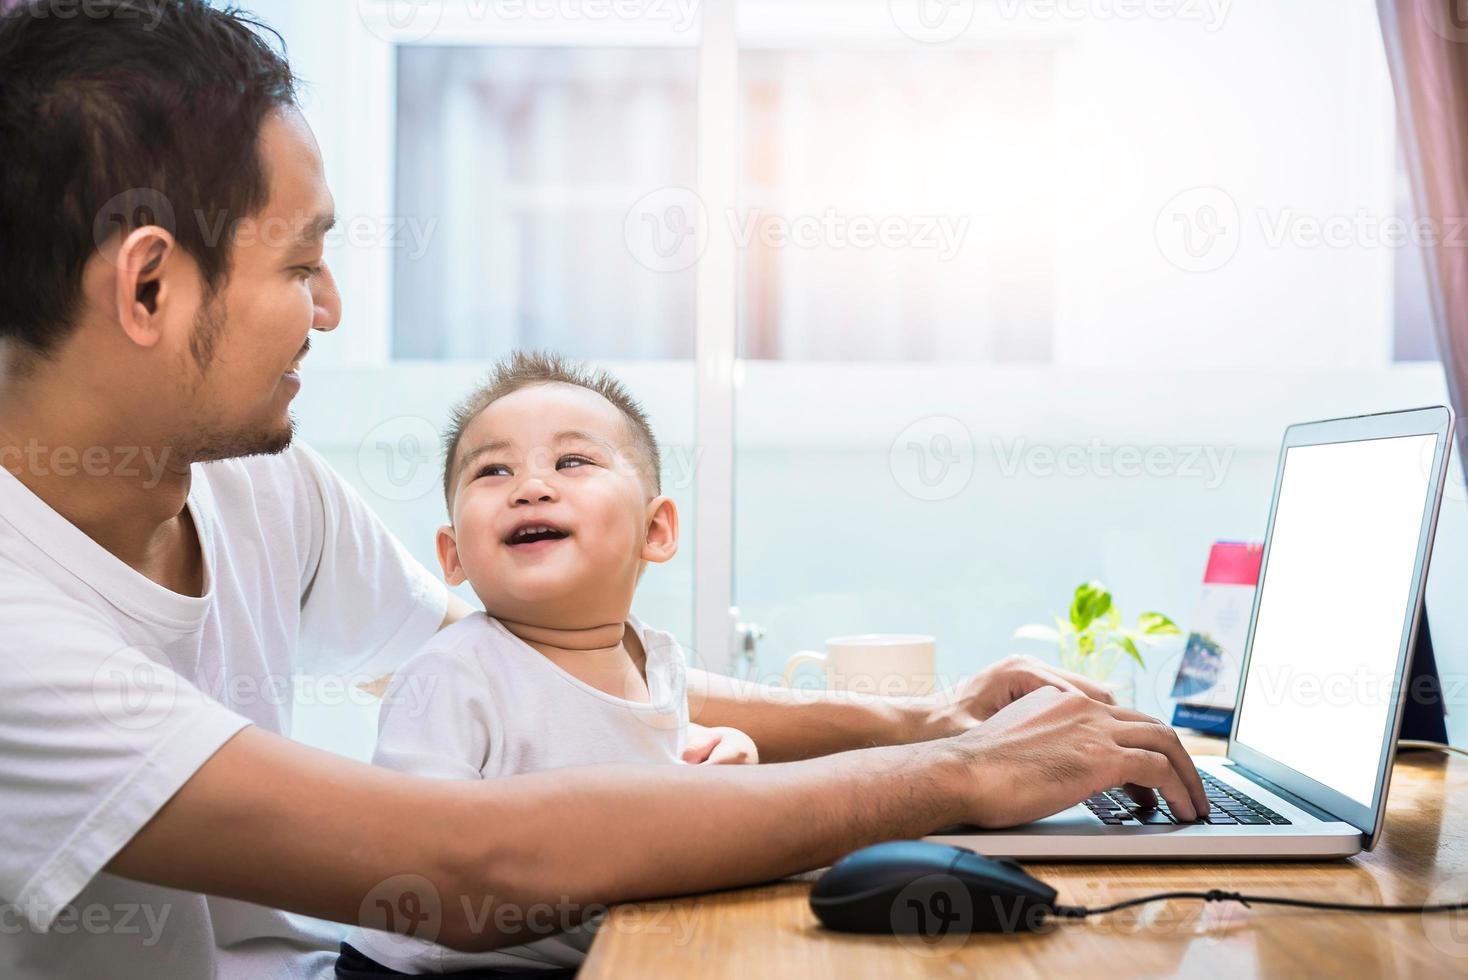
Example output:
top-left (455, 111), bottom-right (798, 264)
top-left (443, 351), bottom-right (664, 510)
top-left (0, 0), bottom-right (297, 360)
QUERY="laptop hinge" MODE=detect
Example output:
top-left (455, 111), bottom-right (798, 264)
top-left (1225, 762), bottom-right (1340, 822)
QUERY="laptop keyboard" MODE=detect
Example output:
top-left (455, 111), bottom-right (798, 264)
top-left (1083, 772), bottom-right (1292, 826)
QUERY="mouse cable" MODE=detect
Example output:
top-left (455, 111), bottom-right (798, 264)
top-left (1053, 890), bottom-right (1468, 920)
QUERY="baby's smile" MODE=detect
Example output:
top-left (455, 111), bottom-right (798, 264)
top-left (503, 520), bottom-right (572, 548)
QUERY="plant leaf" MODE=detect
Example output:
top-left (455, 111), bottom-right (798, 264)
top-left (1014, 624), bottom-right (1061, 644)
top-left (1138, 611), bottom-right (1181, 636)
top-left (1120, 634), bottom-right (1144, 665)
top-left (1070, 580), bottom-right (1112, 632)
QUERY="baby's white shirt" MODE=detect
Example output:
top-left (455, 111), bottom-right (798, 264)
top-left (347, 612), bottom-right (689, 973)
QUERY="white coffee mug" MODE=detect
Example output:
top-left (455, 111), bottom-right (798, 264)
top-left (782, 634), bottom-right (937, 697)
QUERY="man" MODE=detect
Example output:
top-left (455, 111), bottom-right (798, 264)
top-left (0, 2), bottom-right (1207, 978)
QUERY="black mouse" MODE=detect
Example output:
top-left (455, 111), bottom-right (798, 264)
top-left (809, 840), bottom-right (1059, 936)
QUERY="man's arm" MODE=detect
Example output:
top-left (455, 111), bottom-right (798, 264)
top-left (688, 654), bottom-right (1122, 763)
top-left (107, 686), bottom-right (1207, 953)
top-left (439, 592), bottom-right (475, 631)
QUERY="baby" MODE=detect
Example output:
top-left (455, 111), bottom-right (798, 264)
top-left (341, 352), bottom-right (756, 976)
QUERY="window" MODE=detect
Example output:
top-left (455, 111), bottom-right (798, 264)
top-left (738, 47), bottom-right (1056, 361)
top-left (394, 46), bottom-right (698, 360)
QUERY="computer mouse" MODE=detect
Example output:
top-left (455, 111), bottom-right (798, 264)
top-left (809, 840), bottom-right (1059, 935)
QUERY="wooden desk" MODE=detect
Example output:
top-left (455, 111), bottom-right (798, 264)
top-left (582, 741), bottom-right (1468, 978)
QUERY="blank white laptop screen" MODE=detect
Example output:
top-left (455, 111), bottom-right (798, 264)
top-left (1234, 434), bottom-right (1436, 806)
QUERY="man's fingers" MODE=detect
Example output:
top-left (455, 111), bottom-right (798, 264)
top-left (1008, 658), bottom-right (1116, 707)
top-left (1112, 719), bottom-right (1209, 818)
top-left (1119, 782), bottom-right (1157, 810)
top-left (1042, 666), bottom-right (1116, 705)
top-left (1116, 749), bottom-right (1198, 821)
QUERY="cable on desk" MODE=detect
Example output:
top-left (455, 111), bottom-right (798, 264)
top-left (1053, 889), bottom-right (1468, 920)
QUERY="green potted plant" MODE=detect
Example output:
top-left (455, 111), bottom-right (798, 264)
top-left (1014, 580), bottom-right (1181, 704)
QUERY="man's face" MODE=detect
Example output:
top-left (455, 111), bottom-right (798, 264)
top-left (442, 383), bottom-right (676, 629)
top-left (167, 106), bottom-right (341, 462)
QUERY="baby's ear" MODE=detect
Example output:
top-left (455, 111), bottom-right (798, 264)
top-left (641, 496), bottom-right (679, 564)
top-left (436, 525), bottom-right (467, 586)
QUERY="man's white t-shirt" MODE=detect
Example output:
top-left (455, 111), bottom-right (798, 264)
top-left (0, 443), bottom-right (450, 980)
top-left (347, 613), bottom-right (688, 974)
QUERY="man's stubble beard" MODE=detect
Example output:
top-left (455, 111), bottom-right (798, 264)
top-left (172, 298), bottom-right (297, 465)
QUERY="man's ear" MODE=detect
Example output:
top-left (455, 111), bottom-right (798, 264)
top-left (112, 226), bottom-right (177, 348)
top-left (436, 524), bottom-right (467, 586)
top-left (641, 496), bottom-right (679, 564)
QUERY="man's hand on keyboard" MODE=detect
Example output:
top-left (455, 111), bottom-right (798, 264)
top-left (945, 686), bottom-right (1211, 830)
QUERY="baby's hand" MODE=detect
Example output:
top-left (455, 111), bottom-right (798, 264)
top-left (682, 724), bottom-right (759, 766)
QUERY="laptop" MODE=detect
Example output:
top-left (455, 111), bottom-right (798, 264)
top-left (930, 405), bottom-right (1455, 859)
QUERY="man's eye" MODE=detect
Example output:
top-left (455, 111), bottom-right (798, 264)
top-left (557, 455), bottom-right (592, 470)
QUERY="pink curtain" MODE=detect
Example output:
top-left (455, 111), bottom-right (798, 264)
top-left (1378, 0), bottom-right (1468, 457)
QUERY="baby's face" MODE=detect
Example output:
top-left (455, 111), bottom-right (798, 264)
top-left (439, 383), bottom-right (676, 629)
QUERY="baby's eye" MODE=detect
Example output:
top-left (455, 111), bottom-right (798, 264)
top-left (476, 463), bottom-right (511, 479)
top-left (557, 455), bottom-right (593, 470)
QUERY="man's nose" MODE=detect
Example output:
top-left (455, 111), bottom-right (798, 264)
top-left (311, 262), bottom-right (342, 332)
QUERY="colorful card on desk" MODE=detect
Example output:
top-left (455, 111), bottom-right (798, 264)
top-left (1169, 541), bottom-right (1263, 735)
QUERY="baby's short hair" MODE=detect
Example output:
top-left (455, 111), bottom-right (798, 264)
top-left (442, 351), bottom-right (663, 510)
